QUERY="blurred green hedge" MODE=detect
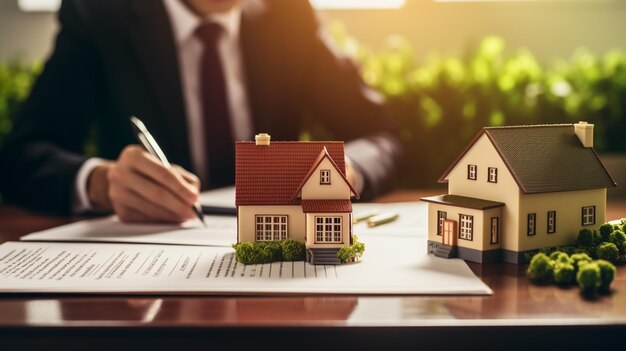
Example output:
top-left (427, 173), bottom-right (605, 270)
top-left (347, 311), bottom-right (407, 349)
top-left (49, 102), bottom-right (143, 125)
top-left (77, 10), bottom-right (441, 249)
top-left (331, 26), bottom-right (626, 186)
top-left (1, 31), bottom-right (625, 188)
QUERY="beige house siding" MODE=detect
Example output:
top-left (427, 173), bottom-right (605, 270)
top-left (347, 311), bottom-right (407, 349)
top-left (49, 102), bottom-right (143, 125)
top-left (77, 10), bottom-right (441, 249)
top-left (518, 188), bottom-right (606, 251)
top-left (305, 213), bottom-right (352, 249)
top-left (427, 204), bottom-right (503, 252)
top-left (238, 205), bottom-right (306, 243)
top-left (446, 134), bottom-right (520, 252)
top-left (301, 157), bottom-right (351, 200)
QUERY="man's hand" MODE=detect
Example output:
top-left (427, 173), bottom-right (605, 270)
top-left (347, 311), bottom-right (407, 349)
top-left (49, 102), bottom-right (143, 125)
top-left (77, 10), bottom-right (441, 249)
top-left (87, 145), bottom-right (200, 223)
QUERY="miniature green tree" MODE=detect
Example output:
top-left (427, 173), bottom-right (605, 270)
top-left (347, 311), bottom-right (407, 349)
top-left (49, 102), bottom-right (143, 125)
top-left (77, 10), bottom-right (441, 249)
top-left (526, 253), bottom-right (554, 282)
top-left (576, 228), bottom-right (594, 247)
top-left (232, 241), bottom-right (282, 265)
top-left (553, 262), bottom-right (575, 285)
top-left (596, 242), bottom-right (619, 263)
top-left (549, 251), bottom-right (570, 264)
top-left (595, 259), bottom-right (616, 292)
top-left (576, 262), bottom-right (601, 293)
top-left (337, 235), bottom-right (365, 263)
top-left (570, 253), bottom-right (592, 272)
top-left (599, 223), bottom-right (615, 242)
top-left (280, 240), bottom-right (306, 261)
top-left (609, 230), bottom-right (626, 252)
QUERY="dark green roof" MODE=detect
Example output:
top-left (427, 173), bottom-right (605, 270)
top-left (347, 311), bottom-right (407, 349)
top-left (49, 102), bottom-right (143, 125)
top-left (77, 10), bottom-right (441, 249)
top-left (439, 124), bottom-right (617, 194)
top-left (421, 195), bottom-right (505, 210)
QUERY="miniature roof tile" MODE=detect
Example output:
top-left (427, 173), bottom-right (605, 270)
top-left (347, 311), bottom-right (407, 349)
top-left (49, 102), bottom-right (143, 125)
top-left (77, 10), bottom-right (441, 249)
top-left (439, 124), bottom-right (617, 194)
top-left (420, 195), bottom-right (505, 210)
top-left (235, 141), bottom-right (350, 206)
top-left (301, 200), bottom-right (353, 213)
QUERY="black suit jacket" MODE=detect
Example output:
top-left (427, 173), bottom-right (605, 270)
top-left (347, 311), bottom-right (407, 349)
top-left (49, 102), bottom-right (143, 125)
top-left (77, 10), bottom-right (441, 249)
top-left (0, 0), bottom-right (402, 215)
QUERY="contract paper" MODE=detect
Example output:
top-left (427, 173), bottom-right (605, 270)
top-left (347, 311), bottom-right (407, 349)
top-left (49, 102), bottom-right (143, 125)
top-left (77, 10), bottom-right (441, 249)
top-left (0, 234), bottom-right (492, 295)
top-left (20, 215), bottom-right (235, 247)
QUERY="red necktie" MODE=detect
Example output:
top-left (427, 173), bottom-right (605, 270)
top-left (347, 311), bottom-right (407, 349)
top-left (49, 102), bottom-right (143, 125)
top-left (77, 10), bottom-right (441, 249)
top-left (195, 23), bottom-right (235, 188)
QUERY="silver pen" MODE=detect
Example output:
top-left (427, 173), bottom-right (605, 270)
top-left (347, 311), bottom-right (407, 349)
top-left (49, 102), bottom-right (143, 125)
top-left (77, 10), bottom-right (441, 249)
top-left (130, 116), bottom-right (207, 227)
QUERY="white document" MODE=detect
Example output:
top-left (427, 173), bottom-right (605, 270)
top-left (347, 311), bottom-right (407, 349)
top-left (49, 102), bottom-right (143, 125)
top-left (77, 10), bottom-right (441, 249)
top-left (0, 233), bottom-right (491, 295)
top-left (20, 215), bottom-right (236, 247)
top-left (199, 186), bottom-right (236, 208)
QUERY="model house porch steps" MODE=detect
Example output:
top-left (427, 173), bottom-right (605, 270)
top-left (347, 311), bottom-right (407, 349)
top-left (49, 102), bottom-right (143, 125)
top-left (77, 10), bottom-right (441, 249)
top-left (433, 244), bottom-right (457, 259)
top-left (307, 248), bottom-right (342, 265)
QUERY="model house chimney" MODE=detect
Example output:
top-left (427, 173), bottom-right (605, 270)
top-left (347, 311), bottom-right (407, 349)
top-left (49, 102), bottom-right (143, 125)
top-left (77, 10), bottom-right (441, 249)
top-left (574, 122), bottom-right (594, 148)
top-left (255, 133), bottom-right (271, 146)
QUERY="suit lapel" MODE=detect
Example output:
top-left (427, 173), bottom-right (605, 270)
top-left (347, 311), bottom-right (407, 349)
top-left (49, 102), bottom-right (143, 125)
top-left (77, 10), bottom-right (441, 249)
top-left (129, 0), bottom-right (191, 169)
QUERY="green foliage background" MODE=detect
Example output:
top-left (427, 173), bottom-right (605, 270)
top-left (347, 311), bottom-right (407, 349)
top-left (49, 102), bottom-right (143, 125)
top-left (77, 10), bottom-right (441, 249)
top-left (330, 25), bottom-right (626, 186)
top-left (1, 29), bottom-right (625, 187)
top-left (0, 60), bottom-right (42, 148)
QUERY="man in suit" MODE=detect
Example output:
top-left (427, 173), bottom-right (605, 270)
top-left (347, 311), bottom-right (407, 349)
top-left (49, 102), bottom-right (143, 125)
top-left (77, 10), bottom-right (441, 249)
top-left (0, 0), bottom-right (402, 222)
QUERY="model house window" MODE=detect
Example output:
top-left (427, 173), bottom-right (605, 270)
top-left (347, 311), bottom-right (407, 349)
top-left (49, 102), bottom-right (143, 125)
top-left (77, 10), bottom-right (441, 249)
top-left (255, 215), bottom-right (288, 241)
top-left (459, 214), bottom-right (474, 240)
top-left (527, 213), bottom-right (536, 236)
top-left (437, 211), bottom-right (447, 236)
top-left (488, 167), bottom-right (498, 183)
top-left (490, 217), bottom-right (499, 244)
top-left (320, 170), bottom-right (331, 184)
top-left (467, 165), bottom-right (477, 180)
top-left (547, 211), bottom-right (557, 234)
top-left (582, 206), bottom-right (596, 226)
top-left (315, 217), bottom-right (342, 243)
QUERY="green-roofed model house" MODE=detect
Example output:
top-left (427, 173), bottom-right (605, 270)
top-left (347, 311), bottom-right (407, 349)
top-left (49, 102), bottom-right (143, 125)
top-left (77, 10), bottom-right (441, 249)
top-left (421, 122), bottom-right (617, 264)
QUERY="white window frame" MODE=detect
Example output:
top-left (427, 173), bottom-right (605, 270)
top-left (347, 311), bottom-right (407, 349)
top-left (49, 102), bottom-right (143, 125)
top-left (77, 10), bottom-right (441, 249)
top-left (488, 167), bottom-right (498, 183)
top-left (547, 211), bottom-right (556, 234)
top-left (527, 213), bottom-right (536, 236)
top-left (437, 211), bottom-right (447, 236)
top-left (490, 217), bottom-right (499, 244)
top-left (582, 206), bottom-right (595, 226)
top-left (315, 217), bottom-right (343, 243)
top-left (459, 214), bottom-right (474, 241)
top-left (255, 215), bottom-right (288, 241)
top-left (320, 169), bottom-right (331, 185)
top-left (467, 165), bottom-right (477, 180)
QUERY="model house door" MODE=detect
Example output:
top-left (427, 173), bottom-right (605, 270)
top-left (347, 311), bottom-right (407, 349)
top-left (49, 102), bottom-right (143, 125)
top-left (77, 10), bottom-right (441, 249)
top-left (442, 220), bottom-right (457, 246)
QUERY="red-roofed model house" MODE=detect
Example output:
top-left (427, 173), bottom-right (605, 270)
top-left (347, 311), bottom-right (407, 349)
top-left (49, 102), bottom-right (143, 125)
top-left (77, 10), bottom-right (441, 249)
top-left (235, 133), bottom-right (359, 265)
top-left (421, 122), bottom-right (617, 264)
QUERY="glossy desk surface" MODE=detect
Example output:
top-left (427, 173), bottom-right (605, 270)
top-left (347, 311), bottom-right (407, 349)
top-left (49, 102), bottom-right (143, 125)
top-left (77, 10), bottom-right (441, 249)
top-left (1, 190), bottom-right (625, 349)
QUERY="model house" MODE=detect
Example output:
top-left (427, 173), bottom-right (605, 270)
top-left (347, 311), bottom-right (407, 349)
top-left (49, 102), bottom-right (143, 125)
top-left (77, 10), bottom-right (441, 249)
top-left (421, 122), bottom-right (617, 264)
top-left (235, 133), bottom-right (359, 265)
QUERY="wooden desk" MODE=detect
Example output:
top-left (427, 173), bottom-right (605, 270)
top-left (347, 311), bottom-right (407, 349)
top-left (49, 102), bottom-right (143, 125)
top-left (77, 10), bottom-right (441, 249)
top-left (1, 190), bottom-right (625, 350)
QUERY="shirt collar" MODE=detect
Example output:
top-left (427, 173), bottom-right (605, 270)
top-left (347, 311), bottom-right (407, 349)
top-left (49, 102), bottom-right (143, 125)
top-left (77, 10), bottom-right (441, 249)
top-left (163, 0), bottom-right (242, 44)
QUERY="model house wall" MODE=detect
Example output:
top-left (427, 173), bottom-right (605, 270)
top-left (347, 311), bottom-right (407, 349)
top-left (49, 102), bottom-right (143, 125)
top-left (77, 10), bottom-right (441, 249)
top-left (301, 157), bottom-right (352, 200)
top-left (445, 134), bottom-right (520, 253)
top-left (237, 205), bottom-right (306, 244)
top-left (517, 188), bottom-right (606, 252)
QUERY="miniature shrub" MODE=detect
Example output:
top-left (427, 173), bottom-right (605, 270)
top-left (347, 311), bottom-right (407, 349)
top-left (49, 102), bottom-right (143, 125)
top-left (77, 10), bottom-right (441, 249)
top-left (596, 259), bottom-right (616, 291)
top-left (233, 240), bottom-right (308, 265)
top-left (592, 230), bottom-right (603, 247)
top-left (609, 230), bottom-right (626, 252)
top-left (553, 263), bottom-right (576, 285)
top-left (576, 262), bottom-right (601, 293)
top-left (576, 229), bottom-right (594, 247)
top-left (570, 253), bottom-right (592, 271)
top-left (549, 251), bottom-right (570, 265)
top-left (526, 253), bottom-right (554, 283)
top-left (337, 235), bottom-right (366, 263)
top-left (596, 242), bottom-right (619, 263)
top-left (280, 240), bottom-right (306, 261)
top-left (599, 223), bottom-right (615, 242)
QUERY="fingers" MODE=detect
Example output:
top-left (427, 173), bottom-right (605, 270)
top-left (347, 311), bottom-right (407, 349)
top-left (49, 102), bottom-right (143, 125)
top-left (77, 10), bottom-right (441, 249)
top-left (172, 164), bottom-right (201, 190)
top-left (120, 146), bottom-right (198, 204)
top-left (108, 145), bottom-right (201, 223)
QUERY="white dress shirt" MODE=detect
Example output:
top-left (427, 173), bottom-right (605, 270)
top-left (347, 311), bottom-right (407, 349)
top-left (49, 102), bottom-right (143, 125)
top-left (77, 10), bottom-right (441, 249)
top-left (73, 0), bottom-right (252, 212)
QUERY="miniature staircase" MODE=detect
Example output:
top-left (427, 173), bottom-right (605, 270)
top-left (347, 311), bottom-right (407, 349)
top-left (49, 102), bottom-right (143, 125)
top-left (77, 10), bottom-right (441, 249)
top-left (434, 244), bottom-right (457, 259)
top-left (308, 248), bottom-right (342, 265)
